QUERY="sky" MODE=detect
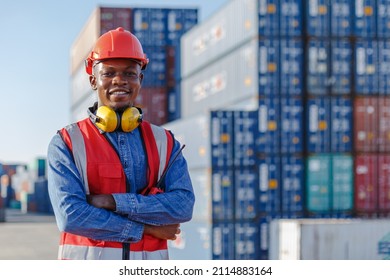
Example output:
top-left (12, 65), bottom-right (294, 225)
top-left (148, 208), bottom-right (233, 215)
top-left (0, 0), bottom-right (228, 165)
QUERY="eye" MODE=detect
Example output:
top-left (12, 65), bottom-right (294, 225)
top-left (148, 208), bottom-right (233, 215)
top-left (124, 72), bottom-right (138, 79)
top-left (101, 71), bottom-right (114, 77)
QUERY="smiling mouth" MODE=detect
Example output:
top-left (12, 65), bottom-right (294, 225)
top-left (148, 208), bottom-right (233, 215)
top-left (110, 91), bottom-right (129, 96)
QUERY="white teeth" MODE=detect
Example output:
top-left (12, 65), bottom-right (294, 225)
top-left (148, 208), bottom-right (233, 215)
top-left (112, 91), bottom-right (127, 95)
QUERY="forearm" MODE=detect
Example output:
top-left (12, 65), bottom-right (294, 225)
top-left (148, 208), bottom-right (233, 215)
top-left (144, 224), bottom-right (181, 240)
top-left (113, 189), bottom-right (194, 225)
top-left (86, 194), bottom-right (182, 241)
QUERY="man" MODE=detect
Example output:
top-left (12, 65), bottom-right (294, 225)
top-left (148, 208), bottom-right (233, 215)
top-left (47, 27), bottom-right (194, 260)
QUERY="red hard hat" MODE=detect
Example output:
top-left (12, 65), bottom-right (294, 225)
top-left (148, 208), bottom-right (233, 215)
top-left (85, 27), bottom-right (149, 75)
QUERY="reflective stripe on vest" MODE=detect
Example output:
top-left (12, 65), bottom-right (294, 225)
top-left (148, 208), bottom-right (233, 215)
top-left (150, 124), bottom-right (168, 180)
top-left (58, 245), bottom-right (168, 260)
top-left (58, 119), bottom-right (173, 260)
top-left (64, 123), bottom-right (90, 194)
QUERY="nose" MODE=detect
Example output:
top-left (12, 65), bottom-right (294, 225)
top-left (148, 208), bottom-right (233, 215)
top-left (112, 73), bottom-right (128, 85)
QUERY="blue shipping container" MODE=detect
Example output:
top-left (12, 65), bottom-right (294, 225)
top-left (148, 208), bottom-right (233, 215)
top-left (280, 0), bottom-right (303, 36)
top-left (259, 39), bottom-right (279, 96)
top-left (280, 39), bottom-right (304, 96)
top-left (258, 156), bottom-right (281, 215)
top-left (142, 46), bottom-right (167, 87)
top-left (235, 222), bottom-right (259, 260)
top-left (306, 0), bottom-right (329, 37)
top-left (280, 97), bottom-right (304, 153)
top-left (174, 44), bottom-right (182, 82)
top-left (259, 216), bottom-right (275, 260)
top-left (258, 98), bottom-right (280, 154)
top-left (354, 0), bottom-right (377, 37)
top-left (34, 178), bottom-right (53, 214)
top-left (331, 97), bottom-right (353, 152)
top-left (132, 8), bottom-right (168, 46)
top-left (307, 39), bottom-right (330, 95)
top-left (258, 0), bottom-right (279, 36)
top-left (212, 168), bottom-right (234, 221)
top-left (235, 167), bottom-right (258, 220)
top-left (330, 0), bottom-right (353, 36)
top-left (377, 0), bottom-right (390, 38)
top-left (281, 155), bottom-right (304, 215)
top-left (378, 40), bottom-right (390, 95)
top-left (233, 111), bottom-right (258, 167)
top-left (210, 111), bottom-right (234, 168)
top-left (166, 9), bottom-right (198, 45)
top-left (330, 39), bottom-right (352, 95)
top-left (167, 85), bottom-right (181, 122)
top-left (212, 222), bottom-right (235, 260)
top-left (307, 96), bottom-right (331, 153)
top-left (355, 39), bottom-right (379, 95)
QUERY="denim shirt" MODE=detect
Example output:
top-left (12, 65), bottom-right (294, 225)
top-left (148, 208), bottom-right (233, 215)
top-left (47, 125), bottom-right (194, 243)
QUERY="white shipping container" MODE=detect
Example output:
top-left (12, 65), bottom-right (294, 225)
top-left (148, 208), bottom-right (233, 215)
top-left (163, 114), bottom-right (210, 170)
top-left (181, 38), bottom-right (258, 118)
top-left (70, 8), bottom-right (100, 76)
top-left (187, 168), bottom-right (211, 222)
top-left (223, 96), bottom-right (259, 111)
top-left (71, 64), bottom-right (93, 107)
top-left (181, 0), bottom-right (258, 78)
top-left (71, 93), bottom-right (97, 123)
top-left (269, 219), bottom-right (390, 260)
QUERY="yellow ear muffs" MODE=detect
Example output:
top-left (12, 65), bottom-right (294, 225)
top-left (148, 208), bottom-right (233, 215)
top-left (95, 106), bottom-right (120, 132)
top-left (94, 106), bottom-right (142, 132)
top-left (121, 107), bottom-right (143, 132)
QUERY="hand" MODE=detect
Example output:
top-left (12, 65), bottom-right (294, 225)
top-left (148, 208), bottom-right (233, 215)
top-left (87, 194), bottom-right (116, 211)
top-left (144, 224), bottom-right (181, 240)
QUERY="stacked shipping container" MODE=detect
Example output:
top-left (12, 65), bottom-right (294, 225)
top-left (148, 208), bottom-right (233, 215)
top-left (70, 6), bottom-right (198, 124)
top-left (305, 0), bottom-right (354, 217)
top-left (173, 0), bottom-right (390, 259)
top-left (0, 158), bottom-right (52, 215)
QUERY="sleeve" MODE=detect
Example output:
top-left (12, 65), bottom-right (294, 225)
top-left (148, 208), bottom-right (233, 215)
top-left (47, 132), bottom-right (144, 242)
top-left (112, 136), bottom-right (195, 226)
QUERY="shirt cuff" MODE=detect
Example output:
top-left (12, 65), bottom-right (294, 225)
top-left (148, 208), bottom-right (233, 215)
top-left (112, 193), bottom-right (137, 215)
top-left (121, 220), bottom-right (144, 242)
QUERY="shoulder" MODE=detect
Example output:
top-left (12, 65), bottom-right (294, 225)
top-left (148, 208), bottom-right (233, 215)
top-left (141, 121), bottom-right (171, 136)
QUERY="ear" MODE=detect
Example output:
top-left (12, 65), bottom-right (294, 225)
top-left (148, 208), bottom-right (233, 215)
top-left (139, 72), bottom-right (144, 85)
top-left (89, 75), bottom-right (97, 90)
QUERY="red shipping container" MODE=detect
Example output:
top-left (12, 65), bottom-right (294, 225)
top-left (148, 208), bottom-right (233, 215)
top-left (378, 97), bottom-right (390, 152)
top-left (354, 154), bottom-right (378, 215)
top-left (166, 45), bottom-right (176, 88)
top-left (354, 97), bottom-right (378, 152)
top-left (378, 155), bottom-right (390, 214)
top-left (135, 87), bottom-right (168, 126)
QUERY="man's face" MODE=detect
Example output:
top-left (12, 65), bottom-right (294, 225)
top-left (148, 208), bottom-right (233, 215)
top-left (90, 58), bottom-right (144, 111)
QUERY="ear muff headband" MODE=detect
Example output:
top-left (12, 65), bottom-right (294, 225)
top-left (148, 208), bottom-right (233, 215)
top-left (93, 106), bottom-right (142, 132)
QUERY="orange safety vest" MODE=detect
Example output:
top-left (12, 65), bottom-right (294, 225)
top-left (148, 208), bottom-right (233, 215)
top-left (58, 118), bottom-right (174, 260)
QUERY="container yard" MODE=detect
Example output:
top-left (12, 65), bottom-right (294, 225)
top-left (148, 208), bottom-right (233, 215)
top-left (1, 0), bottom-right (390, 261)
top-left (166, 0), bottom-right (390, 260)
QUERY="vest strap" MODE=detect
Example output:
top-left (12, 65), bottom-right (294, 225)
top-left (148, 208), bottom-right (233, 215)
top-left (60, 124), bottom-right (90, 194)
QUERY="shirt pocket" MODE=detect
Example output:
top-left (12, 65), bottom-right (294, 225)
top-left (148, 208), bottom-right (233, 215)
top-left (95, 163), bottom-right (124, 194)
